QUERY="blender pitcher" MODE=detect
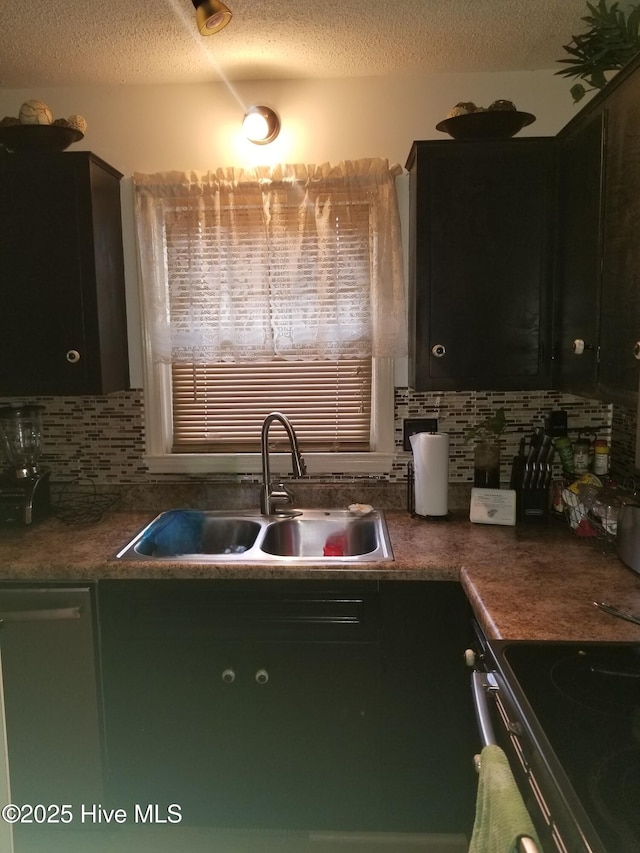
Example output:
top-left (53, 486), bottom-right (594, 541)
top-left (0, 405), bottom-right (45, 478)
top-left (0, 405), bottom-right (50, 525)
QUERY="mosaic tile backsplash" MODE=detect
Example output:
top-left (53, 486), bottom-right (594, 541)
top-left (1, 388), bottom-right (632, 491)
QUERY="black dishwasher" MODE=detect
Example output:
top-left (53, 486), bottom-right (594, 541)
top-left (0, 584), bottom-right (104, 807)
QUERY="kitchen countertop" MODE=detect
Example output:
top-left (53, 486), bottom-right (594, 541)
top-left (0, 508), bottom-right (639, 643)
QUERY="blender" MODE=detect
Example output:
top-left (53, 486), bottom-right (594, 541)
top-left (0, 404), bottom-right (51, 524)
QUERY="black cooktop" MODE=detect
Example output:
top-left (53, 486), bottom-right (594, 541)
top-left (494, 641), bottom-right (640, 853)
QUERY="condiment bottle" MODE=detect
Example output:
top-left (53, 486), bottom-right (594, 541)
top-left (573, 437), bottom-right (591, 475)
top-left (555, 436), bottom-right (574, 474)
top-left (593, 439), bottom-right (610, 475)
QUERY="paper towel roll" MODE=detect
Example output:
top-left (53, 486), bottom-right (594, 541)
top-left (410, 432), bottom-right (449, 517)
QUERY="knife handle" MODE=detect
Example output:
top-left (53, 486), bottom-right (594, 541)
top-left (510, 456), bottom-right (525, 490)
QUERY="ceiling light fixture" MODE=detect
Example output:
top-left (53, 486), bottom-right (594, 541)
top-left (242, 106), bottom-right (281, 145)
top-left (192, 0), bottom-right (232, 35)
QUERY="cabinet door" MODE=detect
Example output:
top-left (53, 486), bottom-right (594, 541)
top-left (104, 633), bottom-right (248, 822)
top-left (379, 581), bottom-right (476, 835)
top-left (99, 580), bottom-right (381, 830)
top-left (554, 111), bottom-right (605, 396)
top-left (408, 139), bottom-right (556, 391)
top-left (236, 638), bottom-right (381, 829)
top-left (0, 152), bottom-right (128, 395)
top-left (599, 79), bottom-right (640, 405)
top-left (0, 158), bottom-right (88, 393)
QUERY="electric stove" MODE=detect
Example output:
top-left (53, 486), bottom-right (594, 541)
top-left (473, 637), bottom-right (640, 852)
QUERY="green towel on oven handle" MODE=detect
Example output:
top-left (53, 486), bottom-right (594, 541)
top-left (469, 744), bottom-right (541, 853)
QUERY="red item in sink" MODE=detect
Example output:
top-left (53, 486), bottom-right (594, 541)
top-left (323, 532), bottom-right (346, 556)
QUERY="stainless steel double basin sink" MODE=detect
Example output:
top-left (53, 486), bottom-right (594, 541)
top-left (114, 508), bottom-right (393, 564)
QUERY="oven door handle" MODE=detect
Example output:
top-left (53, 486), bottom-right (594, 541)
top-left (471, 670), bottom-right (497, 747)
top-left (471, 673), bottom-right (542, 853)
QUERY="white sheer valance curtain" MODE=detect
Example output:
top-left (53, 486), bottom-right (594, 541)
top-left (133, 158), bottom-right (407, 365)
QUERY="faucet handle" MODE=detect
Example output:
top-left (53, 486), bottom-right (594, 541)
top-left (269, 481), bottom-right (295, 513)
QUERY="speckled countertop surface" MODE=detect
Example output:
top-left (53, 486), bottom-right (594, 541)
top-left (0, 509), bottom-right (639, 643)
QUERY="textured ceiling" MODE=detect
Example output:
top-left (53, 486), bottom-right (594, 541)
top-left (0, 0), bottom-right (590, 87)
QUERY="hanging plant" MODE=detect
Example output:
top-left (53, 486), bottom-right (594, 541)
top-left (556, 0), bottom-right (640, 102)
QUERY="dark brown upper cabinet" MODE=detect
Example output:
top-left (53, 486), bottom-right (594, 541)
top-left (554, 111), bottom-right (605, 398)
top-left (555, 53), bottom-right (640, 408)
top-left (598, 62), bottom-right (640, 406)
top-left (406, 138), bottom-right (557, 392)
top-left (0, 151), bottom-right (129, 395)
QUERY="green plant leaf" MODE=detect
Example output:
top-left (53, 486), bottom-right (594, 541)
top-left (463, 408), bottom-right (508, 444)
top-left (556, 0), bottom-right (640, 92)
top-left (628, 5), bottom-right (640, 31)
top-left (590, 68), bottom-right (609, 87)
top-left (571, 83), bottom-right (589, 101)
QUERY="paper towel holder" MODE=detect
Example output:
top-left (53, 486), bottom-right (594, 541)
top-left (407, 461), bottom-right (451, 521)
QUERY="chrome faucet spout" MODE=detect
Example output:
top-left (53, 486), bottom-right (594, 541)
top-left (260, 412), bottom-right (306, 515)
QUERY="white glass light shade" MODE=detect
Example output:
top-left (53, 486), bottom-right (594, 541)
top-left (242, 106), bottom-right (280, 145)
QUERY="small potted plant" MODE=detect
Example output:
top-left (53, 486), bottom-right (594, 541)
top-left (555, 0), bottom-right (640, 103)
top-left (464, 407), bottom-right (508, 489)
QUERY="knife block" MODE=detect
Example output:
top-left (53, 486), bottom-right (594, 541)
top-left (510, 456), bottom-right (551, 522)
top-left (518, 485), bottom-right (550, 521)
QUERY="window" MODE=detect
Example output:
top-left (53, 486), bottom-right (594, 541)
top-left (134, 159), bottom-right (405, 475)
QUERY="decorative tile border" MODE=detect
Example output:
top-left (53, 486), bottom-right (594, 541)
top-left (0, 388), bottom-right (628, 489)
top-left (611, 402), bottom-right (638, 483)
top-left (394, 388), bottom-right (613, 484)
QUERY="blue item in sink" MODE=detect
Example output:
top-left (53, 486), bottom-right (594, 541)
top-left (141, 510), bottom-right (205, 557)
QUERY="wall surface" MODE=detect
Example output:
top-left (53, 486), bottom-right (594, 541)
top-left (0, 71), bottom-right (580, 174)
top-left (2, 71), bottom-right (627, 500)
top-left (1, 70), bottom-right (584, 389)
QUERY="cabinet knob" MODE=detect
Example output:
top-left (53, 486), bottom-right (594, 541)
top-left (255, 668), bottom-right (269, 685)
top-left (572, 339), bottom-right (595, 356)
top-left (634, 342), bottom-right (640, 361)
top-left (463, 648), bottom-right (476, 668)
top-left (66, 349), bottom-right (81, 364)
top-left (221, 668), bottom-right (236, 684)
top-left (572, 339), bottom-right (585, 355)
top-left (431, 344), bottom-right (446, 358)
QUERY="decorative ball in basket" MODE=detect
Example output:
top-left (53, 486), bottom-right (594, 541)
top-left (0, 99), bottom-right (87, 153)
top-left (436, 100), bottom-right (536, 140)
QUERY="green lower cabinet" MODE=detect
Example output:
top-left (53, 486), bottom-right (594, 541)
top-left (379, 581), bottom-right (477, 835)
top-left (98, 579), bottom-right (475, 835)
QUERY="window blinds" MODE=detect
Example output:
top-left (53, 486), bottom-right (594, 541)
top-left (171, 359), bottom-right (372, 452)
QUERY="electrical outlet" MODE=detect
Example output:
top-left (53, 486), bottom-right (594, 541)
top-left (403, 418), bottom-right (438, 451)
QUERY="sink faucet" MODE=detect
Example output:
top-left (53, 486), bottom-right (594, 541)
top-left (260, 412), bottom-right (306, 515)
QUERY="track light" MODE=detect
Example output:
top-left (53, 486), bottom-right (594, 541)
top-left (192, 0), bottom-right (232, 35)
top-left (242, 106), bottom-right (281, 145)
